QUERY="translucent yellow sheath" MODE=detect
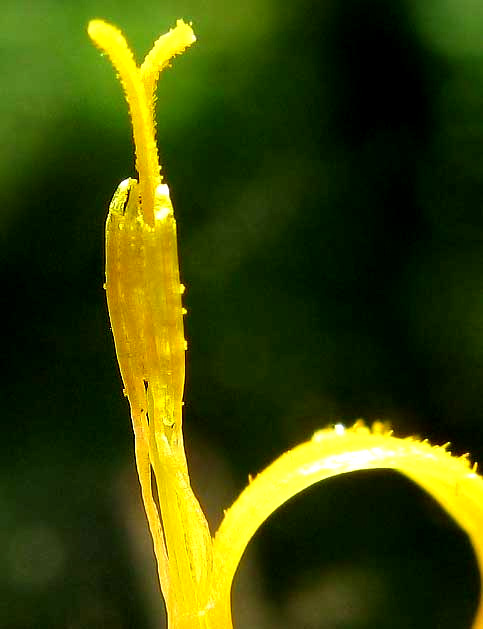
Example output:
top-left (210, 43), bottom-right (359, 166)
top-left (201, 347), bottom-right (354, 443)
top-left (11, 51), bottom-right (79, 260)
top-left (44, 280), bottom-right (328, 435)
top-left (89, 18), bottom-right (483, 629)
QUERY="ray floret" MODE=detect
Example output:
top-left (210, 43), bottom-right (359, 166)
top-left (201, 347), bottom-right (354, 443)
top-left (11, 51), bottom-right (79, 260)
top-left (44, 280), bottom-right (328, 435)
top-left (89, 18), bottom-right (483, 629)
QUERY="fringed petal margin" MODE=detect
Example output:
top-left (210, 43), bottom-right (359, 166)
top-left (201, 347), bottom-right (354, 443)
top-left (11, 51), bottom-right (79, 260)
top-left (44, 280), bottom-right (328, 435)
top-left (212, 422), bottom-right (483, 628)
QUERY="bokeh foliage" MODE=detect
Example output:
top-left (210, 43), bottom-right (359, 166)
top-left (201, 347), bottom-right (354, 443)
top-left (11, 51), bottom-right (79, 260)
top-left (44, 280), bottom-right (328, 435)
top-left (1, 0), bottom-right (483, 627)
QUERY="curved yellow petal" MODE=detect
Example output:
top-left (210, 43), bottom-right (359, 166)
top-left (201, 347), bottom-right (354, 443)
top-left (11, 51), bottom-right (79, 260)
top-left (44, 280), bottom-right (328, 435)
top-left (212, 422), bottom-right (483, 628)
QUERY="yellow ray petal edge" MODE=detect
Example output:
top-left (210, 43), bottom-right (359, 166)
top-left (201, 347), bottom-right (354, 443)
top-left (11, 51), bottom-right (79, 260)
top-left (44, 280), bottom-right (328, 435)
top-left (213, 421), bottom-right (483, 628)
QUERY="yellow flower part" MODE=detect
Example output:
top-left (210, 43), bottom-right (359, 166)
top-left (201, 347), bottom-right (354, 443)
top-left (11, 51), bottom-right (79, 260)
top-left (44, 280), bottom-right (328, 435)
top-left (88, 18), bottom-right (483, 629)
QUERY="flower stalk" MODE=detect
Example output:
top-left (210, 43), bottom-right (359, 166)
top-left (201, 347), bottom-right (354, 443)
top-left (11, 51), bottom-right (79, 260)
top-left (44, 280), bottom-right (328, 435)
top-left (88, 17), bottom-right (483, 628)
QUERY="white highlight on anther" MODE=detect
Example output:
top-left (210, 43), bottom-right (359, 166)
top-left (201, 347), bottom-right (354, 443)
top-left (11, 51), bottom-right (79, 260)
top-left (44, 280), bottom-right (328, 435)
top-left (155, 206), bottom-right (173, 221)
top-left (154, 184), bottom-right (173, 221)
top-left (119, 178), bottom-right (132, 191)
top-left (156, 183), bottom-right (170, 197)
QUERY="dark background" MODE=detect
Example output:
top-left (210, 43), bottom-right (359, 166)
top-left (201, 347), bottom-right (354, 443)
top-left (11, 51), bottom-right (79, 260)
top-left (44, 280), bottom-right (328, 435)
top-left (1, 0), bottom-right (483, 627)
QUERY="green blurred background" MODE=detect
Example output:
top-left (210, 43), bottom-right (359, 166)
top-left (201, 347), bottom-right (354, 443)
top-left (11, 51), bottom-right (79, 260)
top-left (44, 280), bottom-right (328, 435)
top-left (1, 0), bottom-right (483, 627)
